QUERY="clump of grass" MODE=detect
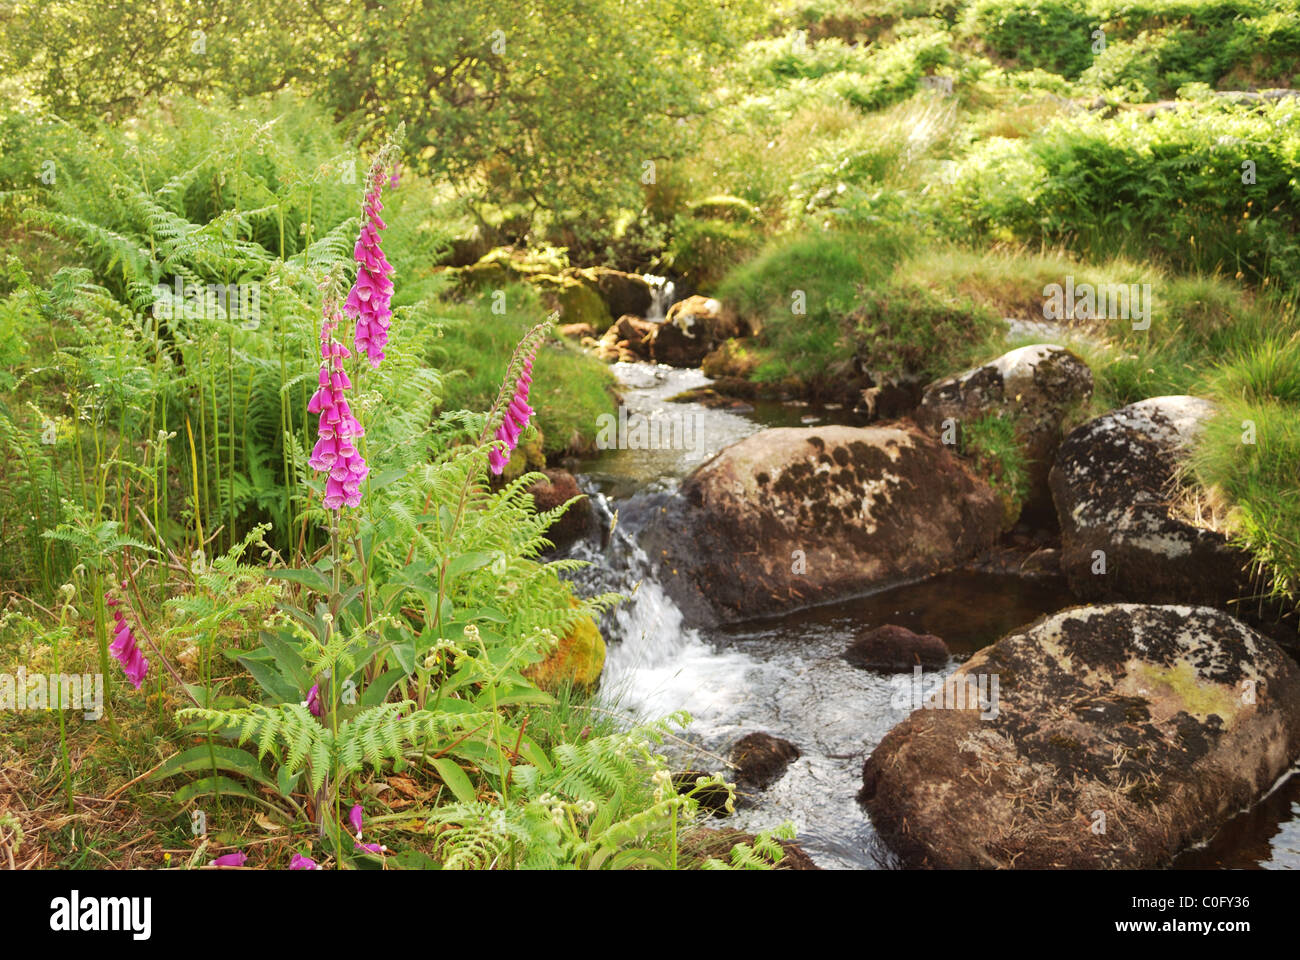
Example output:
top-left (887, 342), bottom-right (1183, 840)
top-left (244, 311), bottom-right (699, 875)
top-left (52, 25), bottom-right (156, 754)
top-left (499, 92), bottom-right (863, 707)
top-left (960, 412), bottom-right (1031, 527)
top-left (430, 283), bottom-right (617, 457)
top-left (717, 227), bottom-right (912, 385)
top-left (1190, 398), bottom-right (1300, 610)
top-left (849, 278), bottom-right (1002, 379)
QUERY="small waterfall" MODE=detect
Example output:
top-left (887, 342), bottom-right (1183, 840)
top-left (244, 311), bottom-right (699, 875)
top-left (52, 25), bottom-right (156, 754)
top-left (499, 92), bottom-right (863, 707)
top-left (643, 274), bottom-right (676, 323)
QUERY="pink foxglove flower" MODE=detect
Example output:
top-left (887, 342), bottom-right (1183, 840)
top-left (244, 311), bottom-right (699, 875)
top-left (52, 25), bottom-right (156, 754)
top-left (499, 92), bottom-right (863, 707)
top-left (488, 349), bottom-right (536, 476)
top-left (344, 166), bottom-right (395, 369)
top-left (289, 853), bottom-right (318, 870)
top-left (305, 683), bottom-right (322, 717)
top-left (106, 595), bottom-right (149, 689)
top-left (348, 803), bottom-right (386, 855)
top-left (211, 851), bottom-right (248, 867)
top-left (308, 300), bottom-right (369, 509)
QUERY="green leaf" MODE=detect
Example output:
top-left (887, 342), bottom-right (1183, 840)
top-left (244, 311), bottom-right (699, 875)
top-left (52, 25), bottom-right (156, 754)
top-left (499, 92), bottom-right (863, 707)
top-left (359, 668), bottom-right (405, 708)
top-left (431, 757), bottom-right (478, 804)
top-left (258, 630), bottom-right (310, 689)
top-left (153, 746), bottom-right (277, 790)
top-left (236, 654), bottom-right (300, 704)
top-left (276, 765), bottom-right (301, 798)
top-left (444, 551), bottom-right (494, 583)
top-left (171, 775), bottom-right (269, 809)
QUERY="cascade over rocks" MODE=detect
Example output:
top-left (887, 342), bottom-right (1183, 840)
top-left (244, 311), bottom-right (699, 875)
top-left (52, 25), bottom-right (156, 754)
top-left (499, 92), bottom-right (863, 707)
top-left (641, 425), bottom-right (1003, 626)
top-left (860, 604), bottom-right (1300, 868)
top-left (1049, 396), bottom-right (1254, 607)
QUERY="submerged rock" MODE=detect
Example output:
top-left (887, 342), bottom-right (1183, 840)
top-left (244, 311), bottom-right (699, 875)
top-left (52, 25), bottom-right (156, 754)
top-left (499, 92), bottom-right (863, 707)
top-left (672, 771), bottom-right (732, 815)
top-left (917, 343), bottom-right (1092, 525)
top-left (1049, 396), bottom-right (1252, 607)
top-left (729, 732), bottom-right (801, 790)
top-left (860, 604), bottom-right (1300, 868)
top-left (844, 624), bottom-right (949, 673)
top-left (642, 425), bottom-right (1003, 626)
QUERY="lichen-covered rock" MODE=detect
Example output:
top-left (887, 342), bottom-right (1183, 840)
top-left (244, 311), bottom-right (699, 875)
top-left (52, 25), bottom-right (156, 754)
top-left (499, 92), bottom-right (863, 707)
top-left (729, 732), bottom-right (801, 790)
top-left (917, 344), bottom-right (1092, 524)
top-left (1049, 396), bottom-right (1252, 606)
top-left (844, 624), bottom-right (949, 673)
top-left (641, 425), bottom-right (1003, 626)
top-left (860, 604), bottom-right (1300, 868)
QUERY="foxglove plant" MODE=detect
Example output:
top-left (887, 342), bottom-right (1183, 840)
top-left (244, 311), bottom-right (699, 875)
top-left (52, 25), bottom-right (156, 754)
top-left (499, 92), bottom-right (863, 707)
top-left (308, 295), bottom-right (369, 510)
top-left (106, 593), bottom-right (149, 689)
top-left (489, 349), bottom-right (536, 475)
top-left (345, 154), bottom-right (398, 368)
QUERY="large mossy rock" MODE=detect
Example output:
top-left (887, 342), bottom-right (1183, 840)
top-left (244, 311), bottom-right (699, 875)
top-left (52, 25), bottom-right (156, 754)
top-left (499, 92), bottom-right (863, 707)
top-left (576, 267), bottom-right (653, 321)
top-left (1049, 396), bottom-right (1253, 606)
top-left (860, 604), bottom-right (1300, 868)
top-left (530, 273), bottom-right (614, 333)
top-left (526, 607), bottom-right (606, 692)
top-left (642, 425), bottom-right (1003, 626)
top-left (917, 343), bottom-right (1092, 525)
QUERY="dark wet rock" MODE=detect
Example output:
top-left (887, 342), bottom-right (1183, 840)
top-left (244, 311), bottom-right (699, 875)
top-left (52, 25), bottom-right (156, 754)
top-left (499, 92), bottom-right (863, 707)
top-left (585, 267), bottom-right (653, 320)
top-left (681, 827), bottom-right (821, 870)
top-left (855, 371), bottom-right (926, 421)
top-left (649, 296), bottom-right (744, 367)
top-left (860, 603), bottom-right (1300, 868)
top-left (729, 732), bottom-right (800, 790)
top-left (642, 425), bottom-right (1003, 626)
top-left (527, 469), bottom-right (591, 548)
top-left (917, 344), bottom-right (1092, 526)
top-left (844, 624), bottom-right (949, 673)
top-left (1049, 396), bottom-right (1253, 607)
top-left (672, 771), bottom-right (731, 815)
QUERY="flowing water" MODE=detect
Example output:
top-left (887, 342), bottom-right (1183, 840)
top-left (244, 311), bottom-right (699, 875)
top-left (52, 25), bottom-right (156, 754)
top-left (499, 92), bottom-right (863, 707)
top-left (560, 359), bottom-right (1300, 870)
